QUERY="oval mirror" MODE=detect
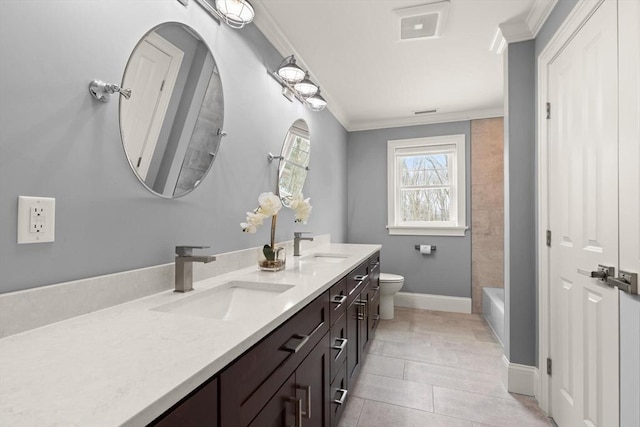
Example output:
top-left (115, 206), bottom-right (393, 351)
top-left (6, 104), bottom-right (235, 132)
top-left (278, 119), bottom-right (311, 207)
top-left (120, 22), bottom-right (224, 198)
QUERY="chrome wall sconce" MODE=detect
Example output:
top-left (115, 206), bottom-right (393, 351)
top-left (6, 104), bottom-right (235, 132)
top-left (270, 55), bottom-right (327, 112)
top-left (89, 80), bottom-right (131, 103)
top-left (195, 0), bottom-right (255, 29)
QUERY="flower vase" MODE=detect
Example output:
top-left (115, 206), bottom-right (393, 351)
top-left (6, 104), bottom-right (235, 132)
top-left (258, 245), bottom-right (286, 272)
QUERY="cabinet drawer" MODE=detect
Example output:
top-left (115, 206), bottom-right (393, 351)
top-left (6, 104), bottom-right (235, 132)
top-left (150, 377), bottom-right (218, 427)
top-left (347, 262), bottom-right (369, 304)
top-left (330, 363), bottom-right (348, 427)
top-left (329, 277), bottom-right (347, 326)
top-left (220, 291), bottom-right (330, 427)
top-left (329, 312), bottom-right (347, 382)
top-left (369, 252), bottom-right (380, 273)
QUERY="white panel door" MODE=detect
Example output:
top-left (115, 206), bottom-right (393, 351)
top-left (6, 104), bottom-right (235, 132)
top-left (618, 1), bottom-right (640, 426)
top-left (120, 33), bottom-right (183, 180)
top-left (548, 1), bottom-right (619, 426)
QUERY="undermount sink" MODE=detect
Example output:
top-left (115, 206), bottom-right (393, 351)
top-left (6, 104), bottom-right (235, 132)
top-left (152, 281), bottom-right (294, 321)
top-left (302, 253), bottom-right (349, 264)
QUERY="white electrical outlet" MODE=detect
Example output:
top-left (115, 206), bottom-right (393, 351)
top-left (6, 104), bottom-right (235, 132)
top-left (18, 196), bottom-right (55, 244)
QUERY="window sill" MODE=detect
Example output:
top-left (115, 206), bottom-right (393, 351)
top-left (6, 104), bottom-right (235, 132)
top-left (386, 225), bottom-right (468, 236)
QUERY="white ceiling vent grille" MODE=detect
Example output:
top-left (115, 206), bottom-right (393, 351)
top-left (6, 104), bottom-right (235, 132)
top-left (394, 1), bottom-right (450, 41)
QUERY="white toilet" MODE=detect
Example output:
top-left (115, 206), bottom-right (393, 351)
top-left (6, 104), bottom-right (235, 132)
top-left (379, 273), bottom-right (404, 320)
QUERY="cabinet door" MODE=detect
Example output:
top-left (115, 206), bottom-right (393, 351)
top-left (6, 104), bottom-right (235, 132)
top-left (151, 378), bottom-right (218, 427)
top-left (346, 296), bottom-right (363, 380)
top-left (330, 313), bottom-right (348, 383)
top-left (296, 333), bottom-right (330, 427)
top-left (359, 284), bottom-right (371, 354)
top-left (248, 373), bottom-right (297, 427)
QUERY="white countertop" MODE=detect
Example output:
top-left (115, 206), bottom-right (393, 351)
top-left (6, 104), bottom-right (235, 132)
top-left (0, 243), bottom-right (380, 427)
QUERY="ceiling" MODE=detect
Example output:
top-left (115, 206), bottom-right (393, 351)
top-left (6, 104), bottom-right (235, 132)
top-left (252, 0), bottom-right (556, 131)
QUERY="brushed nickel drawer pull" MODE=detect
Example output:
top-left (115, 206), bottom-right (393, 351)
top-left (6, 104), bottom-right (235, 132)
top-left (281, 334), bottom-right (310, 353)
top-left (354, 274), bottom-right (368, 282)
top-left (331, 294), bottom-right (347, 307)
top-left (333, 388), bottom-right (348, 405)
top-left (331, 337), bottom-right (348, 359)
top-left (297, 385), bottom-right (312, 419)
top-left (287, 397), bottom-right (303, 427)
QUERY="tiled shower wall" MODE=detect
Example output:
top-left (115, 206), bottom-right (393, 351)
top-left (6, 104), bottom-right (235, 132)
top-left (471, 118), bottom-right (504, 313)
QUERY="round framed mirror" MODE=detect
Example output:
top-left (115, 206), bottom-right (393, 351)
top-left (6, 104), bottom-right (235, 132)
top-left (278, 119), bottom-right (310, 207)
top-left (120, 22), bottom-right (224, 198)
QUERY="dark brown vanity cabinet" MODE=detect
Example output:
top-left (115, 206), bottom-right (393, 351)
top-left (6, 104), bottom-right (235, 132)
top-left (150, 377), bottom-right (218, 427)
top-left (148, 251), bottom-right (381, 427)
top-left (368, 253), bottom-right (381, 337)
top-left (220, 292), bottom-right (330, 427)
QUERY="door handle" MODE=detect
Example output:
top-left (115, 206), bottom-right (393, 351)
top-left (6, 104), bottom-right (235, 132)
top-left (577, 265), bottom-right (615, 282)
top-left (287, 397), bottom-right (303, 427)
top-left (607, 270), bottom-right (638, 295)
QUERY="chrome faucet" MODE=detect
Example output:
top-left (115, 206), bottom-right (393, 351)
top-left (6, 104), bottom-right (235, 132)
top-left (175, 246), bottom-right (216, 293)
top-left (293, 232), bottom-right (314, 257)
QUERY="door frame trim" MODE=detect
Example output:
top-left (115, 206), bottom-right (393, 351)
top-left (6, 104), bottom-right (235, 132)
top-left (535, 0), bottom-right (605, 414)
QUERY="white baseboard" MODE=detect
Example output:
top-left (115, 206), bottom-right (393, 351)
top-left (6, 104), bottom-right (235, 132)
top-left (501, 355), bottom-right (537, 396)
top-left (394, 292), bottom-right (471, 313)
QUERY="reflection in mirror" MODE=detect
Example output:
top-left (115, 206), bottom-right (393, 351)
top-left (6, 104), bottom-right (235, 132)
top-left (278, 119), bottom-right (310, 207)
top-left (120, 22), bottom-right (224, 198)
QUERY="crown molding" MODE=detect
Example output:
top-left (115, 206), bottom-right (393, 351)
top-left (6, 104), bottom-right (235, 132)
top-left (526, 0), bottom-right (559, 37)
top-left (251, 0), bottom-right (350, 129)
top-left (493, 0), bottom-right (558, 48)
top-left (346, 107), bottom-right (504, 132)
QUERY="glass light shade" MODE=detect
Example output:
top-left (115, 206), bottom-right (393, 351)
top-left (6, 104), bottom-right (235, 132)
top-left (306, 92), bottom-right (327, 111)
top-left (294, 78), bottom-right (318, 97)
top-left (215, 0), bottom-right (255, 28)
top-left (278, 61), bottom-right (305, 83)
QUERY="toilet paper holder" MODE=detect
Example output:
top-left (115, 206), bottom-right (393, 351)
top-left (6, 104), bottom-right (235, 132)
top-left (414, 245), bottom-right (437, 252)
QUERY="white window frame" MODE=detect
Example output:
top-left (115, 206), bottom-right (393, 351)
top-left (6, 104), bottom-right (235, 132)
top-left (387, 134), bottom-right (467, 236)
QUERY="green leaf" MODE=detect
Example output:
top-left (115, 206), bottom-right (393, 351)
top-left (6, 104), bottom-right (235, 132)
top-left (263, 244), bottom-right (275, 261)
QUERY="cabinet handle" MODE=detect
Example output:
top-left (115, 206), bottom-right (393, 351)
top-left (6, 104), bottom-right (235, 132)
top-left (297, 385), bottom-right (312, 419)
top-left (333, 388), bottom-right (348, 405)
top-left (331, 337), bottom-right (348, 359)
top-left (287, 397), bottom-right (303, 427)
top-left (331, 294), bottom-right (347, 307)
top-left (281, 334), bottom-right (310, 353)
top-left (354, 274), bottom-right (368, 282)
top-left (357, 298), bottom-right (368, 319)
top-left (373, 314), bottom-right (380, 321)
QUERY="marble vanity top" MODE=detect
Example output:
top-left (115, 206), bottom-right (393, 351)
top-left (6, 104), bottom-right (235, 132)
top-left (0, 243), bottom-right (380, 427)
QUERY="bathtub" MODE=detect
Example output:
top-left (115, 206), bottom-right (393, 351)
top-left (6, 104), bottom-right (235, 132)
top-left (482, 287), bottom-right (504, 346)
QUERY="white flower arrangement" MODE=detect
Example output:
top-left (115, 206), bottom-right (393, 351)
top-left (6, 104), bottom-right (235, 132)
top-left (241, 192), bottom-right (282, 234)
top-left (241, 191), bottom-right (313, 270)
top-left (290, 193), bottom-right (312, 224)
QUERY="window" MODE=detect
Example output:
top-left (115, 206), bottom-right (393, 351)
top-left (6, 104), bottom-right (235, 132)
top-left (387, 135), bottom-right (467, 236)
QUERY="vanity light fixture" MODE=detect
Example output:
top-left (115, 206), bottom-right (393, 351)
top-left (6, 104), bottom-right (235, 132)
top-left (214, 0), bottom-right (254, 28)
top-left (293, 74), bottom-right (319, 97)
top-left (277, 56), bottom-right (306, 83)
top-left (270, 56), bottom-right (327, 112)
top-left (195, 0), bottom-right (254, 29)
top-left (306, 90), bottom-right (327, 112)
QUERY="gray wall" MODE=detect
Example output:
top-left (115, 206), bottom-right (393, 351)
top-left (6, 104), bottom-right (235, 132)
top-left (0, 0), bottom-right (347, 294)
top-left (503, 40), bottom-right (536, 366)
top-left (347, 121), bottom-right (472, 298)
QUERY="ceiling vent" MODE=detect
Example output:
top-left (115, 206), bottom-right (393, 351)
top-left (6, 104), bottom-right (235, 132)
top-left (414, 108), bottom-right (438, 115)
top-left (393, 1), bottom-right (450, 41)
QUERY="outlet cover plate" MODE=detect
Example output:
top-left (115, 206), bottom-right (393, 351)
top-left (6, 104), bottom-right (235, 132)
top-left (18, 196), bottom-right (55, 244)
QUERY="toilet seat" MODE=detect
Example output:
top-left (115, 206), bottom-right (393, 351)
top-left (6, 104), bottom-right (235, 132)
top-left (380, 273), bottom-right (404, 283)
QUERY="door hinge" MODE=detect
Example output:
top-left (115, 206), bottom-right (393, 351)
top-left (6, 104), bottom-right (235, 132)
top-left (546, 230), bottom-right (551, 247)
top-left (547, 357), bottom-right (552, 376)
top-left (546, 102), bottom-right (551, 119)
top-left (160, 80), bottom-right (165, 91)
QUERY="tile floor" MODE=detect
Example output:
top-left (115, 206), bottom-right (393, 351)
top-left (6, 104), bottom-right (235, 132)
top-left (338, 307), bottom-right (552, 427)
